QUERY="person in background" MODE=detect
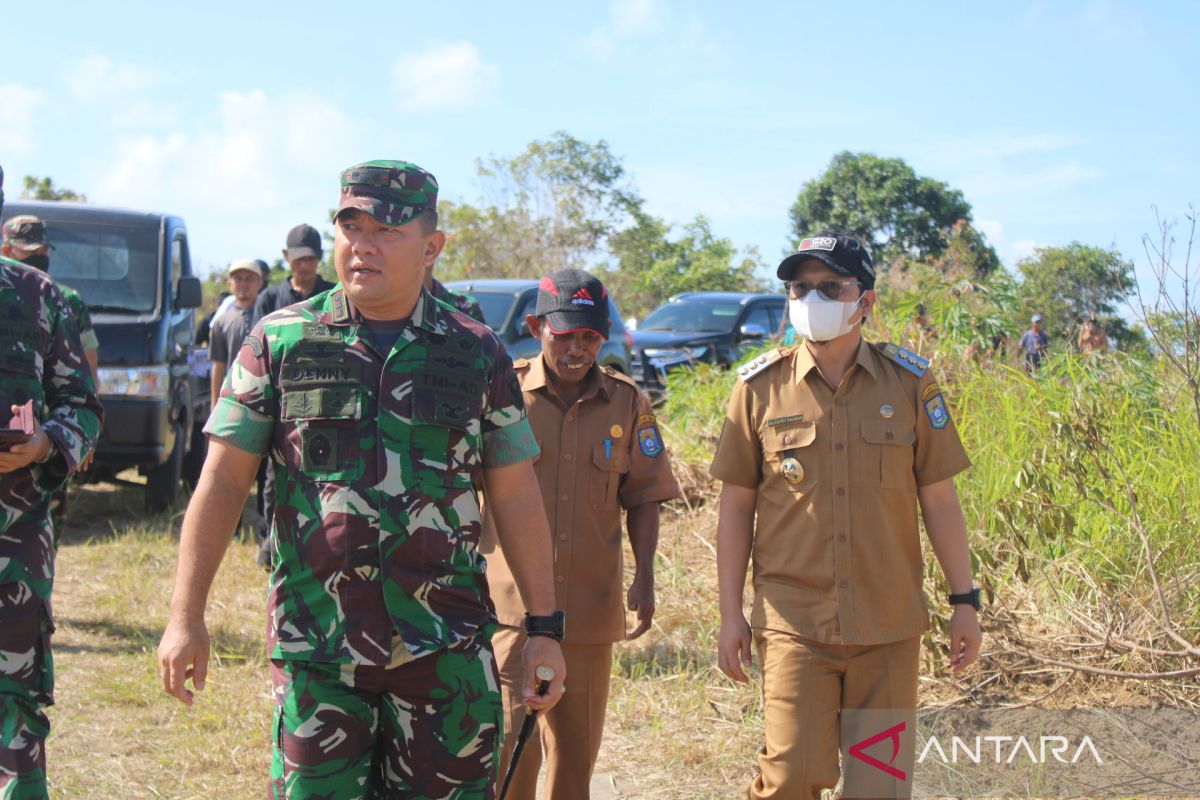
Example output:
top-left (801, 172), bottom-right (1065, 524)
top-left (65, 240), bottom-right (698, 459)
top-left (482, 268), bottom-right (680, 800)
top-left (1019, 314), bottom-right (1049, 373)
top-left (208, 261), bottom-right (263, 408)
top-left (1077, 317), bottom-right (1109, 354)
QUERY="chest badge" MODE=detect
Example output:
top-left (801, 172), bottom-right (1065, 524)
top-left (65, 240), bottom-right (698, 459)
top-left (880, 404), bottom-right (894, 419)
top-left (781, 457), bottom-right (804, 484)
top-left (610, 424), bottom-right (623, 439)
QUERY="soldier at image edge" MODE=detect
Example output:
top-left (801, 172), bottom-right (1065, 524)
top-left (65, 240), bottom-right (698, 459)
top-left (0, 164), bottom-right (105, 798)
top-left (480, 268), bottom-right (681, 800)
top-left (156, 159), bottom-right (566, 800)
top-left (710, 232), bottom-right (982, 799)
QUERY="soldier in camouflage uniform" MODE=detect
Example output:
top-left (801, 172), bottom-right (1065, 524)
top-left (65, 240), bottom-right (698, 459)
top-left (0, 165), bottom-right (104, 799)
top-left (2, 215), bottom-right (101, 542)
top-left (158, 160), bottom-right (566, 800)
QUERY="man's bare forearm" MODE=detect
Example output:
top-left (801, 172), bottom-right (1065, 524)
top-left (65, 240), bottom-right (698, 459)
top-left (169, 439), bottom-right (259, 621)
top-left (210, 363), bottom-right (228, 407)
top-left (626, 502), bottom-right (659, 580)
top-left (484, 459), bottom-right (557, 615)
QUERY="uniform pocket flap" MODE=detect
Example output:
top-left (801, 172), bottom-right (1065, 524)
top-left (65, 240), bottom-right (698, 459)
top-left (765, 422), bottom-right (816, 453)
top-left (592, 443), bottom-right (631, 472)
top-left (861, 418), bottom-right (915, 446)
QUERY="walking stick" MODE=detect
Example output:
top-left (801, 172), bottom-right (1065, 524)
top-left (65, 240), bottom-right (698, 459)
top-left (498, 664), bottom-right (555, 800)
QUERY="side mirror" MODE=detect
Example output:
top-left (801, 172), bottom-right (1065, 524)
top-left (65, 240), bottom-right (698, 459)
top-left (176, 276), bottom-right (203, 309)
top-left (739, 323), bottom-right (768, 340)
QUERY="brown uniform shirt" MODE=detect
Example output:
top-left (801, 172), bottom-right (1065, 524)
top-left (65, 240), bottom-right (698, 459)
top-left (709, 339), bottom-right (971, 646)
top-left (481, 355), bottom-right (681, 644)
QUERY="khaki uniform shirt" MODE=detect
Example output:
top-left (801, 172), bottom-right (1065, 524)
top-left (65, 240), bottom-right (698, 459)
top-left (709, 339), bottom-right (970, 645)
top-left (482, 356), bottom-right (681, 644)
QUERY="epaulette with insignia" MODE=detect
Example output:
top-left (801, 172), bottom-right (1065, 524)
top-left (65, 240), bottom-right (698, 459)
top-left (880, 343), bottom-right (928, 377)
top-left (331, 289), bottom-right (351, 323)
top-left (737, 347), bottom-right (790, 382)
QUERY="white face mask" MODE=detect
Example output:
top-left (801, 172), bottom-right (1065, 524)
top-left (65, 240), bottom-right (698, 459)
top-left (789, 294), bottom-right (864, 342)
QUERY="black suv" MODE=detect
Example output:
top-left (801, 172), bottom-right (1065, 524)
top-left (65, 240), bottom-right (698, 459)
top-left (632, 291), bottom-right (786, 391)
top-left (444, 279), bottom-right (633, 373)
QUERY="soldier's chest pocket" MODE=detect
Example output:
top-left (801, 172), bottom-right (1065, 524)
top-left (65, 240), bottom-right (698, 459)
top-left (280, 385), bottom-right (365, 483)
top-left (590, 445), bottom-right (631, 511)
top-left (410, 392), bottom-right (484, 490)
top-left (763, 422), bottom-right (817, 493)
top-left (858, 419), bottom-right (916, 491)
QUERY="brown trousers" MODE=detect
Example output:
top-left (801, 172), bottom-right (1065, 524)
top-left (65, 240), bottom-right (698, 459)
top-left (493, 625), bottom-right (613, 800)
top-left (750, 629), bottom-right (921, 800)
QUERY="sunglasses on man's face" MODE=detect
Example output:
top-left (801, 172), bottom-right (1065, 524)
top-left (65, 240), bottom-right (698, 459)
top-left (783, 279), bottom-right (862, 302)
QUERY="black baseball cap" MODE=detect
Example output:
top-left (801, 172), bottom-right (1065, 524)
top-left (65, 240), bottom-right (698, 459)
top-left (534, 268), bottom-right (610, 339)
top-left (285, 223), bottom-right (322, 260)
top-left (777, 232), bottom-right (876, 289)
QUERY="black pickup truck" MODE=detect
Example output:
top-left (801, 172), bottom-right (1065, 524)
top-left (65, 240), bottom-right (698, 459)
top-left (1, 201), bottom-right (210, 511)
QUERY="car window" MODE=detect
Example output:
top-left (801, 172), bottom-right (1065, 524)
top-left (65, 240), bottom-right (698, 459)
top-left (640, 301), bottom-right (742, 333)
top-left (469, 292), bottom-right (520, 331)
top-left (742, 305), bottom-right (772, 332)
top-left (46, 221), bottom-right (161, 314)
top-left (767, 302), bottom-right (784, 334)
top-left (513, 293), bottom-right (538, 338)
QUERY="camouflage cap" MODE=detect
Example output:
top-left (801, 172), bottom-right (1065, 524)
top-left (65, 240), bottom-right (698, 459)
top-left (2, 215), bottom-right (51, 249)
top-left (335, 160), bottom-right (438, 228)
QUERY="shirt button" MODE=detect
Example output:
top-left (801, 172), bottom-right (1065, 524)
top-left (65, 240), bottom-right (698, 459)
top-left (563, 453), bottom-right (572, 461)
top-left (839, 579), bottom-right (849, 589)
top-left (835, 442), bottom-right (844, 451)
top-left (566, 415), bottom-right (574, 423)
top-left (838, 534), bottom-right (847, 543)
top-left (836, 487), bottom-right (845, 497)
top-left (561, 494), bottom-right (569, 502)
top-left (556, 575), bottom-right (565, 583)
top-left (559, 533), bottom-right (567, 541)
top-left (783, 434), bottom-right (792, 444)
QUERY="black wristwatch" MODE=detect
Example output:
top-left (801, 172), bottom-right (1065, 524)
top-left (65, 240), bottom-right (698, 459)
top-left (948, 588), bottom-right (982, 611)
top-left (524, 610), bottom-right (566, 642)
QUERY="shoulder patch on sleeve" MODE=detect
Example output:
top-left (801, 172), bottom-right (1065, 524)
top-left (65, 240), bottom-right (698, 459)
top-left (244, 333), bottom-right (264, 359)
top-left (736, 347), bottom-right (789, 383)
top-left (880, 343), bottom-right (928, 377)
top-left (636, 417), bottom-right (664, 458)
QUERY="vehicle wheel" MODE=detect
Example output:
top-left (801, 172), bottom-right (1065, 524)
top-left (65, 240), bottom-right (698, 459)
top-left (182, 417), bottom-right (207, 490)
top-left (146, 422), bottom-right (184, 513)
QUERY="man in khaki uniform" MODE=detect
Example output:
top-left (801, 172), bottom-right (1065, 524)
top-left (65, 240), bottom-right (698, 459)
top-left (482, 269), bottom-right (681, 800)
top-left (711, 233), bottom-right (982, 799)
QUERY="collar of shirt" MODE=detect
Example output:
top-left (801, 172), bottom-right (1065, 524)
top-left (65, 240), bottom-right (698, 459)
top-left (792, 336), bottom-right (879, 384)
top-left (320, 286), bottom-right (443, 333)
top-left (522, 353), bottom-right (611, 405)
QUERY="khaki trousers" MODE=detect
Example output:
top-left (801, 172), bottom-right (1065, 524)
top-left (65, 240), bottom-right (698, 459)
top-left (750, 629), bottom-right (920, 800)
top-left (493, 625), bottom-right (613, 800)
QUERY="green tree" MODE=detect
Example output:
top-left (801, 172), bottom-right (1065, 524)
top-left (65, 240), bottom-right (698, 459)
top-left (789, 152), bottom-right (972, 268)
top-left (603, 215), bottom-right (768, 317)
top-left (21, 176), bottom-right (87, 202)
top-left (929, 219), bottom-right (1001, 278)
top-left (1017, 243), bottom-right (1135, 346)
top-left (439, 131), bottom-right (640, 280)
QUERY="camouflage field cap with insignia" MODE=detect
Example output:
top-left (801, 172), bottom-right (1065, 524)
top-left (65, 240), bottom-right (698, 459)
top-left (2, 215), bottom-right (52, 250)
top-left (335, 160), bottom-right (438, 228)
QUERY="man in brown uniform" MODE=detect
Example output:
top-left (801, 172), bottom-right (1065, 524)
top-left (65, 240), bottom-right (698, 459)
top-left (482, 269), bottom-right (680, 800)
top-left (711, 233), bottom-right (982, 799)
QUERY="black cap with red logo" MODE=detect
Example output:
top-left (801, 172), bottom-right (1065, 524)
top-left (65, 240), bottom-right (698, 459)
top-left (533, 268), bottom-right (610, 340)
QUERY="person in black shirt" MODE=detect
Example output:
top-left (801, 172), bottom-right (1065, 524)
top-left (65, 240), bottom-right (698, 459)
top-left (250, 223), bottom-right (335, 326)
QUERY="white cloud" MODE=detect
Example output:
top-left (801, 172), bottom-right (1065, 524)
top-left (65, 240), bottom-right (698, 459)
top-left (587, 0), bottom-right (665, 57)
top-left (976, 219), bottom-right (1004, 244)
top-left (64, 54), bottom-right (157, 101)
top-left (391, 42), bottom-right (498, 111)
top-left (93, 89), bottom-right (362, 271)
top-left (0, 84), bottom-right (44, 153)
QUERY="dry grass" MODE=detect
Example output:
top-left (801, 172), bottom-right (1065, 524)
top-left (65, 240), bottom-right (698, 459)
top-left (40, 471), bottom-right (1191, 799)
top-left (47, 481), bottom-right (271, 799)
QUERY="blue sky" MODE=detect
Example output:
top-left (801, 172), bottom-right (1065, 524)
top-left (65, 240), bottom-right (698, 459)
top-left (3, 0), bottom-right (1197, 293)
